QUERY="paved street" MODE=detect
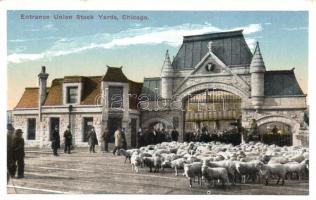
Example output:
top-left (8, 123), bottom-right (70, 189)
top-left (7, 147), bottom-right (309, 195)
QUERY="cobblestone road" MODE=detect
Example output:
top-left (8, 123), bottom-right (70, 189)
top-left (7, 147), bottom-right (309, 195)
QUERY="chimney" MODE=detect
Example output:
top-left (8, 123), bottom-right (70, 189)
top-left (38, 66), bottom-right (49, 106)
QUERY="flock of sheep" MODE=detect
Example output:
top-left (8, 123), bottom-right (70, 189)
top-left (119, 141), bottom-right (309, 188)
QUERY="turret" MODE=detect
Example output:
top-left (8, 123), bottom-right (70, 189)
top-left (160, 50), bottom-right (174, 99)
top-left (38, 66), bottom-right (49, 107)
top-left (250, 42), bottom-right (266, 110)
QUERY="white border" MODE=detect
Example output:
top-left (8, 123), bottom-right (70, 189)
top-left (1, 1), bottom-right (315, 200)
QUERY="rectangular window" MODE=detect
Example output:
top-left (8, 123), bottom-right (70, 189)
top-left (67, 86), bottom-right (78, 104)
top-left (108, 86), bottom-right (123, 108)
top-left (27, 118), bottom-right (36, 140)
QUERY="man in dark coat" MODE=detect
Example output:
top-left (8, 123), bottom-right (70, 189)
top-left (63, 125), bottom-right (72, 154)
top-left (102, 128), bottom-right (109, 152)
top-left (87, 126), bottom-right (98, 153)
top-left (137, 128), bottom-right (144, 148)
top-left (171, 128), bottom-right (179, 142)
top-left (121, 128), bottom-right (127, 150)
top-left (51, 126), bottom-right (60, 156)
top-left (7, 123), bottom-right (16, 179)
top-left (13, 129), bottom-right (25, 178)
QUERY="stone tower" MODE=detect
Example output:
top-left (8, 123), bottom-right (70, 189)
top-left (38, 66), bottom-right (49, 108)
top-left (160, 50), bottom-right (174, 99)
top-left (250, 42), bottom-right (266, 110)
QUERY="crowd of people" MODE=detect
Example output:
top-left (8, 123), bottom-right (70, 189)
top-left (136, 128), bottom-right (179, 148)
top-left (184, 127), bottom-right (242, 145)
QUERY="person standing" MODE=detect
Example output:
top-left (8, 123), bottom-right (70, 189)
top-left (102, 128), bottom-right (109, 152)
top-left (137, 128), bottom-right (143, 148)
top-left (171, 128), bottom-right (179, 142)
top-left (7, 124), bottom-right (16, 179)
top-left (87, 126), bottom-right (98, 153)
top-left (63, 125), bottom-right (72, 154)
top-left (113, 127), bottom-right (122, 156)
top-left (51, 126), bottom-right (60, 156)
top-left (13, 129), bottom-right (25, 178)
top-left (121, 128), bottom-right (127, 150)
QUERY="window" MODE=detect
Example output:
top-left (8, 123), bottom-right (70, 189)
top-left (67, 86), bottom-right (78, 104)
top-left (27, 118), bottom-right (36, 140)
top-left (108, 86), bottom-right (123, 108)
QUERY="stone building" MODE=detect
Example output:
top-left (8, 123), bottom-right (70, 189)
top-left (11, 30), bottom-right (308, 147)
top-left (12, 66), bottom-right (143, 148)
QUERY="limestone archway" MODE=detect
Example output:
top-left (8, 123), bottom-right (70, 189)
top-left (142, 117), bottom-right (173, 130)
top-left (175, 81), bottom-right (250, 102)
top-left (256, 115), bottom-right (301, 146)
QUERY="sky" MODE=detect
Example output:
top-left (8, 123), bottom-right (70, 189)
top-left (7, 11), bottom-right (308, 110)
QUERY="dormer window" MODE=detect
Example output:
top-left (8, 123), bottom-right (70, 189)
top-left (67, 86), bottom-right (78, 104)
top-left (63, 81), bottom-right (82, 105)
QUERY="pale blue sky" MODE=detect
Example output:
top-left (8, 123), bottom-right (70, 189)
top-left (7, 11), bottom-right (308, 109)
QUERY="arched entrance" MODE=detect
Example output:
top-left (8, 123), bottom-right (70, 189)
top-left (258, 122), bottom-right (292, 146)
top-left (182, 88), bottom-right (243, 145)
top-left (256, 115), bottom-right (300, 146)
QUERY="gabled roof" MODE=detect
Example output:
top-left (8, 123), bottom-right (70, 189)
top-left (15, 88), bottom-right (39, 108)
top-left (264, 70), bottom-right (304, 96)
top-left (15, 67), bottom-right (143, 109)
top-left (172, 30), bottom-right (253, 69)
top-left (102, 66), bottom-right (129, 82)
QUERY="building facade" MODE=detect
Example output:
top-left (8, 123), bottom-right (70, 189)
top-left (11, 30), bottom-right (308, 147)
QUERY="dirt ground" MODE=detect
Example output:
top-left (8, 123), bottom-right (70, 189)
top-left (7, 147), bottom-right (309, 195)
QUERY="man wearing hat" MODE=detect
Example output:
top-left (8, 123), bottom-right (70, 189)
top-left (13, 129), bottom-right (25, 178)
top-left (51, 125), bottom-right (61, 156)
top-left (7, 123), bottom-right (16, 179)
top-left (63, 125), bottom-right (72, 154)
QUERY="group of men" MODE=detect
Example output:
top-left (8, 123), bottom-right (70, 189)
top-left (7, 124), bottom-right (25, 180)
top-left (51, 125), bottom-right (100, 155)
top-left (137, 128), bottom-right (179, 148)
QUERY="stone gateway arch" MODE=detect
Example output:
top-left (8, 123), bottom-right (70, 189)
top-left (140, 30), bottom-right (308, 146)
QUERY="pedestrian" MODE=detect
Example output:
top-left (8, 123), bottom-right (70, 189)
top-left (87, 126), bottom-right (98, 153)
top-left (13, 129), bottom-right (25, 178)
top-left (63, 125), bottom-right (72, 154)
top-left (137, 128), bottom-right (143, 148)
top-left (7, 123), bottom-right (16, 180)
top-left (102, 128), bottom-right (109, 152)
top-left (51, 126), bottom-right (60, 156)
top-left (121, 128), bottom-right (127, 150)
top-left (113, 127), bottom-right (122, 156)
top-left (171, 127), bottom-right (179, 142)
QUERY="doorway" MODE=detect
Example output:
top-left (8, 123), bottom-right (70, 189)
top-left (131, 118), bottom-right (137, 147)
top-left (107, 117), bottom-right (122, 143)
top-left (50, 118), bottom-right (60, 141)
top-left (83, 117), bottom-right (93, 142)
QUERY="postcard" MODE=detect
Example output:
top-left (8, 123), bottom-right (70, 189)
top-left (2, 0), bottom-right (313, 198)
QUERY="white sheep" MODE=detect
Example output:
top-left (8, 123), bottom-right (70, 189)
top-left (183, 162), bottom-right (203, 188)
top-left (235, 161), bottom-right (263, 183)
top-left (201, 165), bottom-right (229, 187)
top-left (284, 160), bottom-right (308, 180)
top-left (130, 153), bottom-right (142, 173)
top-left (260, 163), bottom-right (287, 185)
top-left (171, 158), bottom-right (187, 176)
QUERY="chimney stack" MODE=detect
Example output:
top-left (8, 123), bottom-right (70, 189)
top-left (38, 66), bottom-right (49, 106)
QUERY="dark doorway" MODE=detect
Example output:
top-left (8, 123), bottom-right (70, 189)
top-left (108, 117), bottom-right (122, 143)
top-left (50, 118), bottom-right (60, 141)
top-left (131, 118), bottom-right (137, 147)
top-left (83, 117), bottom-right (93, 142)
